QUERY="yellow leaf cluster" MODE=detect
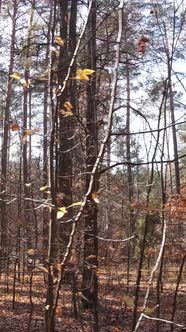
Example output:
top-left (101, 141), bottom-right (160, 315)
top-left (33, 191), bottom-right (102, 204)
top-left (10, 72), bottom-right (29, 88)
top-left (73, 69), bottom-right (95, 81)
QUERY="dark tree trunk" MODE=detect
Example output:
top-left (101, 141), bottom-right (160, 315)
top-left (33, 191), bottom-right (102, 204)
top-left (82, 1), bottom-right (98, 331)
top-left (57, 0), bottom-right (73, 259)
top-left (126, 60), bottom-right (134, 284)
top-left (23, 0), bottom-right (35, 257)
top-left (45, 1), bottom-right (58, 330)
top-left (43, 7), bottom-right (52, 263)
top-left (0, 0), bottom-right (17, 256)
top-left (168, 60), bottom-right (180, 194)
top-left (57, 0), bottom-right (77, 259)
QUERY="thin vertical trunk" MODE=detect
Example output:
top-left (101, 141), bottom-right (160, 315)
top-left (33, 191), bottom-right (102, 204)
top-left (23, 0), bottom-right (35, 256)
top-left (126, 60), bottom-right (134, 284)
top-left (45, 1), bottom-right (58, 330)
top-left (57, 0), bottom-right (73, 259)
top-left (167, 61), bottom-right (180, 194)
top-left (156, 105), bottom-right (167, 332)
top-left (0, 0), bottom-right (17, 255)
top-left (58, 0), bottom-right (70, 205)
top-left (82, 2), bottom-right (98, 331)
top-left (57, 0), bottom-right (77, 260)
top-left (43, 7), bottom-right (52, 262)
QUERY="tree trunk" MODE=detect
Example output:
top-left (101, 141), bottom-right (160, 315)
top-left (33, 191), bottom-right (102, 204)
top-left (82, 2), bottom-right (98, 331)
top-left (22, 0), bottom-right (35, 259)
top-left (168, 62), bottom-right (180, 194)
top-left (0, 0), bottom-right (17, 259)
top-left (57, 0), bottom-right (77, 260)
top-left (125, 60), bottom-right (134, 284)
top-left (43, 7), bottom-right (52, 263)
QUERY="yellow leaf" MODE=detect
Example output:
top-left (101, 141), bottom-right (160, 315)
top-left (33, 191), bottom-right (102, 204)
top-left (123, 295), bottom-right (134, 307)
top-left (73, 74), bottom-right (89, 81)
top-left (144, 305), bottom-right (157, 315)
top-left (40, 185), bottom-right (48, 191)
top-left (54, 36), bottom-right (64, 47)
top-left (57, 207), bottom-right (67, 219)
top-left (73, 68), bottom-right (95, 81)
top-left (78, 69), bottom-right (95, 76)
top-left (60, 109), bottom-right (73, 116)
top-left (68, 201), bottom-right (84, 208)
top-left (25, 183), bottom-right (32, 187)
top-left (27, 249), bottom-right (35, 256)
top-left (10, 72), bottom-right (21, 80)
top-left (39, 76), bottom-right (48, 81)
top-left (20, 79), bottom-right (28, 88)
top-left (91, 192), bottom-right (100, 204)
top-left (24, 129), bottom-right (32, 135)
top-left (63, 101), bottom-right (73, 111)
top-left (24, 129), bottom-right (40, 135)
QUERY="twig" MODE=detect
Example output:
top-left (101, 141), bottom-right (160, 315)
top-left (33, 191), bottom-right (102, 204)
top-left (100, 153), bottom-right (186, 174)
top-left (135, 313), bottom-right (185, 329)
top-left (133, 220), bottom-right (167, 332)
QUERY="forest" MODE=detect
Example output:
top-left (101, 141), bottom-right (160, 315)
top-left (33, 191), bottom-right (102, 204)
top-left (0, 0), bottom-right (185, 331)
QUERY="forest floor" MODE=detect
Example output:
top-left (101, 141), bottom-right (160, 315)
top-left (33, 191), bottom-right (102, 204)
top-left (0, 265), bottom-right (185, 332)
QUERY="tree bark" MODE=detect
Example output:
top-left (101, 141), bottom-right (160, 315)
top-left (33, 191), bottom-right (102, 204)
top-left (0, 0), bottom-right (17, 255)
top-left (82, 2), bottom-right (98, 331)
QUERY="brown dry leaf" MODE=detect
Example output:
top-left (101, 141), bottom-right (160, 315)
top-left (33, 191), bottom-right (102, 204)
top-left (130, 201), bottom-right (138, 208)
top-left (34, 265), bottom-right (48, 274)
top-left (85, 255), bottom-right (97, 261)
top-left (111, 328), bottom-right (122, 332)
top-left (95, 268), bottom-right (102, 276)
top-left (10, 123), bottom-right (20, 131)
top-left (55, 305), bottom-right (62, 318)
top-left (16, 219), bottom-right (25, 226)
